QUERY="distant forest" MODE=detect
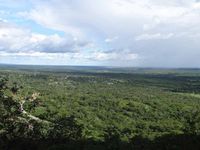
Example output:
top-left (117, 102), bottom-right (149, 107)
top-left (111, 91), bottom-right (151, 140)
top-left (1, 66), bottom-right (200, 150)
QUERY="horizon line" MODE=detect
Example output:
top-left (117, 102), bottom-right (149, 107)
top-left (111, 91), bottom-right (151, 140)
top-left (0, 63), bottom-right (200, 70)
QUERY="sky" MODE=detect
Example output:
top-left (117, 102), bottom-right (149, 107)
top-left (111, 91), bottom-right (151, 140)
top-left (0, 0), bottom-right (200, 67)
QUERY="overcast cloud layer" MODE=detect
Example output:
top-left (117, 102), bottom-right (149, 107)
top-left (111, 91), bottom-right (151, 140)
top-left (0, 0), bottom-right (200, 67)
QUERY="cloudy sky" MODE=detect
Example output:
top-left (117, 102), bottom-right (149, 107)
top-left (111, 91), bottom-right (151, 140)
top-left (0, 0), bottom-right (200, 67)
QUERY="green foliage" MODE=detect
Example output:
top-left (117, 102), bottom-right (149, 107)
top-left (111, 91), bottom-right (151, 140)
top-left (51, 115), bottom-right (83, 140)
top-left (1, 67), bottom-right (200, 149)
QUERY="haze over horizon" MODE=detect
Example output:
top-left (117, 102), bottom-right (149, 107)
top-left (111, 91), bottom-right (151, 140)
top-left (0, 0), bottom-right (200, 67)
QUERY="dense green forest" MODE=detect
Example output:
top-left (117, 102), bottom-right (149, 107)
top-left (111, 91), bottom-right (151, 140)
top-left (1, 65), bottom-right (200, 150)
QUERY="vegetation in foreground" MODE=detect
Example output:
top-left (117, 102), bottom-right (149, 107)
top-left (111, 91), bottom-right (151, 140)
top-left (0, 66), bottom-right (200, 150)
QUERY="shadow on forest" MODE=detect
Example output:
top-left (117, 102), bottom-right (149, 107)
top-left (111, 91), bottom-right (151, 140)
top-left (1, 134), bottom-right (200, 150)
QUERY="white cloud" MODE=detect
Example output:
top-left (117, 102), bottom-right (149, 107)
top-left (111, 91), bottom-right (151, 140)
top-left (69, 49), bottom-right (138, 61)
top-left (105, 36), bottom-right (119, 43)
top-left (135, 33), bottom-right (174, 41)
top-left (23, 0), bottom-right (200, 41)
top-left (0, 20), bottom-right (90, 53)
top-left (88, 50), bottom-right (139, 61)
top-left (1, 0), bottom-right (200, 66)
